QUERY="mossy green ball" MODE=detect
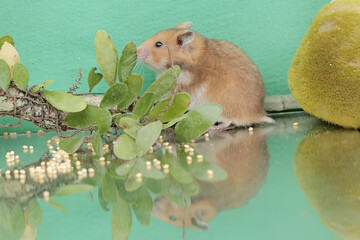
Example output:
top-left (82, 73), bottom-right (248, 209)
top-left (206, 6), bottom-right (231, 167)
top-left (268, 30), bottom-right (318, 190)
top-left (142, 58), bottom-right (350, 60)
top-left (288, 0), bottom-right (360, 128)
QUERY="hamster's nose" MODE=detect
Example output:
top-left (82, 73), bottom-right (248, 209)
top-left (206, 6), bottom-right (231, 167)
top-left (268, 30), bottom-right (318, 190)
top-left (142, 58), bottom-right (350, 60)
top-left (137, 46), bottom-right (149, 62)
top-left (136, 46), bottom-right (142, 56)
top-left (136, 46), bottom-right (143, 60)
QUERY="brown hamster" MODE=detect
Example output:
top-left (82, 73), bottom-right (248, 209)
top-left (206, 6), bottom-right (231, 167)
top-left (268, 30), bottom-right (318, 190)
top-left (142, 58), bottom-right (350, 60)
top-left (137, 22), bottom-right (275, 128)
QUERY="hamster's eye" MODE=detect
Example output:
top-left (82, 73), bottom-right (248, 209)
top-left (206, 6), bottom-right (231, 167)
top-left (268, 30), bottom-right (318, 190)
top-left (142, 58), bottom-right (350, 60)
top-left (155, 41), bottom-right (163, 48)
top-left (169, 216), bottom-right (177, 221)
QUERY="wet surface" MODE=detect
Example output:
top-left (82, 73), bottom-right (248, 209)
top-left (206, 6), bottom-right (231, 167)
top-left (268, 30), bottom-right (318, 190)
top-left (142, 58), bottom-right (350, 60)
top-left (1, 112), bottom-right (357, 240)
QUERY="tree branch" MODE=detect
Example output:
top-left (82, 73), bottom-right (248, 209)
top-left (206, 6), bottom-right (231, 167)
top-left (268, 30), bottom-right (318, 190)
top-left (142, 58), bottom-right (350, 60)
top-left (0, 81), bottom-right (302, 135)
top-left (0, 83), bottom-right (70, 132)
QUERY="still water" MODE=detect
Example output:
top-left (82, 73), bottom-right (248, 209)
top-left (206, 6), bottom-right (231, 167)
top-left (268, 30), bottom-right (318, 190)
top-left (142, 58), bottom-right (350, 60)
top-left (1, 112), bottom-right (358, 240)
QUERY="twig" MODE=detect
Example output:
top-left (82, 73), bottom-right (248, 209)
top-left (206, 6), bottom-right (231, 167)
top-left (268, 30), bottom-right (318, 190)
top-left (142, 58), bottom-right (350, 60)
top-left (168, 47), bottom-right (180, 83)
top-left (72, 92), bottom-right (104, 96)
top-left (13, 96), bottom-right (17, 115)
top-left (57, 127), bottom-right (95, 139)
top-left (182, 193), bottom-right (189, 240)
top-left (156, 47), bottom-right (179, 121)
top-left (68, 68), bottom-right (82, 94)
top-left (170, 177), bottom-right (189, 240)
top-left (0, 119), bottom-right (22, 128)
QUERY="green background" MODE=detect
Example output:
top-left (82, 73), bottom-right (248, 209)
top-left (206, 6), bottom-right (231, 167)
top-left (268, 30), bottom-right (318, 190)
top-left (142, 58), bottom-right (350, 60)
top-left (0, 0), bottom-right (329, 133)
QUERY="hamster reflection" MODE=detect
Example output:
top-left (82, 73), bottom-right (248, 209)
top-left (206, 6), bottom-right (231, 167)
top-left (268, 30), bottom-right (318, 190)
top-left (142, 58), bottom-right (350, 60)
top-left (295, 127), bottom-right (360, 240)
top-left (152, 127), bottom-right (271, 230)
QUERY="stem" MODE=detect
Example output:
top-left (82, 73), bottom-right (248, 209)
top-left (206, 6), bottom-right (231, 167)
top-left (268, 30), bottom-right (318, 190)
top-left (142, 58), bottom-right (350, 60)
top-left (72, 93), bottom-right (104, 96)
top-left (0, 119), bottom-right (22, 128)
top-left (156, 47), bottom-right (179, 122)
top-left (182, 193), bottom-right (189, 240)
top-left (68, 68), bottom-right (82, 93)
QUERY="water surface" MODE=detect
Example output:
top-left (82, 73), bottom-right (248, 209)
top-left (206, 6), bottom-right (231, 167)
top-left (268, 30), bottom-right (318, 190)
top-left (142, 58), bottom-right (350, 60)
top-left (1, 112), bottom-right (356, 240)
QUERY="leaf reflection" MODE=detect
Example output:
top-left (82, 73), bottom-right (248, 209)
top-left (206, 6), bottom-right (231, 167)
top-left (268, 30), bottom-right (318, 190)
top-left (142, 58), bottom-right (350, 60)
top-left (0, 130), bottom-right (243, 239)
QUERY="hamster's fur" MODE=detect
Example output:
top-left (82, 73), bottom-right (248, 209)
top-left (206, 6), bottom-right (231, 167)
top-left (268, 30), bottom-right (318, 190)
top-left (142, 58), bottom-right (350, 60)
top-left (137, 22), bottom-right (274, 128)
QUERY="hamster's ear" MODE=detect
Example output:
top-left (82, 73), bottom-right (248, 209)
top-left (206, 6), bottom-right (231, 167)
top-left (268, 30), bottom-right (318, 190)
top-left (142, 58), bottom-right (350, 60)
top-left (177, 30), bottom-right (195, 47)
top-left (175, 22), bottom-right (192, 29)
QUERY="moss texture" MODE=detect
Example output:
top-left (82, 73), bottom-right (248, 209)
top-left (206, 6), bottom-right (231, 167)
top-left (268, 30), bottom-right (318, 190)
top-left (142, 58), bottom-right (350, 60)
top-left (295, 127), bottom-right (360, 240)
top-left (288, 0), bottom-right (360, 128)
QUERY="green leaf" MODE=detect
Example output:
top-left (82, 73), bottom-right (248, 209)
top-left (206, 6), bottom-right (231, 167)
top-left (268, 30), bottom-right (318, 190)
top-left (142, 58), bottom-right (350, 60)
top-left (0, 59), bottom-right (11, 92)
top-left (189, 161), bottom-right (228, 182)
top-left (100, 82), bottom-right (128, 109)
top-left (59, 136), bottom-right (85, 154)
top-left (179, 181), bottom-right (199, 195)
top-left (116, 117), bottom-right (142, 139)
top-left (116, 116), bottom-right (141, 126)
top-left (162, 92), bottom-right (191, 122)
top-left (116, 180), bottom-right (138, 203)
top-left (161, 178), bottom-right (191, 208)
top-left (88, 67), bottom-right (103, 92)
top-left (133, 187), bottom-right (153, 213)
top-left (112, 198), bottom-right (132, 240)
top-left (0, 35), bottom-right (14, 48)
top-left (137, 157), bottom-right (165, 180)
top-left (31, 79), bottom-right (53, 92)
top-left (132, 205), bottom-right (151, 226)
top-left (175, 104), bottom-right (222, 141)
top-left (148, 98), bottom-right (171, 122)
top-left (92, 131), bottom-right (103, 157)
top-left (55, 184), bottom-right (94, 196)
top-left (107, 163), bottom-right (127, 180)
top-left (11, 203), bottom-right (26, 235)
top-left (117, 157), bottom-right (165, 193)
top-left (115, 160), bottom-right (136, 177)
top-left (135, 121), bottom-right (162, 156)
top-left (118, 42), bottom-right (137, 82)
top-left (149, 93), bottom-right (191, 123)
top-left (41, 90), bottom-right (87, 112)
top-left (45, 199), bottom-right (66, 212)
top-left (122, 158), bottom-right (163, 192)
top-left (102, 173), bottom-right (118, 204)
top-left (13, 63), bottom-right (29, 90)
top-left (27, 200), bottom-right (42, 228)
top-left (95, 30), bottom-right (118, 86)
top-left (64, 104), bottom-right (98, 129)
top-left (133, 92), bottom-right (155, 118)
top-left (117, 74), bottom-right (143, 110)
top-left (112, 113), bottom-right (122, 119)
top-left (114, 134), bottom-right (137, 160)
top-left (145, 65), bottom-right (180, 101)
top-left (163, 153), bottom-right (193, 184)
top-left (177, 148), bottom-right (227, 182)
top-left (125, 166), bottom-right (143, 192)
top-left (144, 179), bottom-right (163, 194)
top-left (114, 113), bottom-right (139, 121)
top-left (0, 201), bottom-right (13, 232)
top-left (96, 108), bottom-right (111, 135)
top-left (162, 116), bottom-right (187, 129)
top-left (98, 187), bottom-right (109, 211)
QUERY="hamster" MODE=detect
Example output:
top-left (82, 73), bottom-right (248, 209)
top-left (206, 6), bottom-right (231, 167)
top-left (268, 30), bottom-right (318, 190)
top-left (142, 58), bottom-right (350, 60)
top-left (137, 22), bottom-right (274, 128)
